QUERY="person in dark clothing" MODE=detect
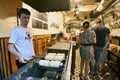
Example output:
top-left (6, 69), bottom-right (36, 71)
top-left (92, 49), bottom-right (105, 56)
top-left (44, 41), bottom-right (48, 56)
top-left (57, 31), bottom-right (64, 42)
top-left (89, 18), bottom-right (111, 76)
top-left (58, 31), bottom-right (63, 38)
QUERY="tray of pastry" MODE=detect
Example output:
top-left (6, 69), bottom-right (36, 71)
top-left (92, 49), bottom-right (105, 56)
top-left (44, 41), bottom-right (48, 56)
top-left (36, 59), bottom-right (64, 71)
top-left (36, 52), bottom-right (66, 71)
top-left (44, 53), bottom-right (66, 61)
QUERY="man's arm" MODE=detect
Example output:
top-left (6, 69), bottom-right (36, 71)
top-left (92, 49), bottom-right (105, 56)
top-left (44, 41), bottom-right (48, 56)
top-left (8, 43), bottom-right (21, 58)
top-left (107, 33), bottom-right (112, 42)
top-left (8, 43), bottom-right (28, 63)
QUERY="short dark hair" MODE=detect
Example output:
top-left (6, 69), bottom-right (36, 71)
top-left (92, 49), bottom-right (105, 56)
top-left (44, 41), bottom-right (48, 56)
top-left (82, 21), bottom-right (90, 28)
top-left (18, 8), bottom-right (31, 17)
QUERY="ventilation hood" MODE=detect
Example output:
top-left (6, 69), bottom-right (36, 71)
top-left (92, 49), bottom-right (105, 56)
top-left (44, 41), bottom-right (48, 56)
top-left (22, 0), bottom-right (70, 12)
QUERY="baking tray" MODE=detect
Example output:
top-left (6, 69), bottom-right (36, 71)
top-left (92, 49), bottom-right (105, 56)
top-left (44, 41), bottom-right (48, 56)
top-left (35, 63), bottom-right (64, 72)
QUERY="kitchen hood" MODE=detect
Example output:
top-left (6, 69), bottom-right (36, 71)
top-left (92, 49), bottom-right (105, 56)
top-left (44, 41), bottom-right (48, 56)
top-left (22, 0), bottom-right (70, 12)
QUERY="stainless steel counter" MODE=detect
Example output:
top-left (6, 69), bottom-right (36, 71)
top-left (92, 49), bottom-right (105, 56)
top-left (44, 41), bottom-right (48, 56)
top-left (47, 42), bottom-right (70, 55)
top-left (4, 42), bottom-right (73, 80)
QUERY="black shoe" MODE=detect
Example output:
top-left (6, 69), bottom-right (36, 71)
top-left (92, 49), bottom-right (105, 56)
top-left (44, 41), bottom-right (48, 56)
top-left (79, 73), bottom-right (84, 80)
top-left (89, 73), bottom-right (95, 78)
top-left (89, 73), bottom-right (99, 77)
top-left (93, 73), bottom-right (99, 78)
top-left (80, 77), bottom-right (83, 80)
top-left (79, 73), bottom-right (82, 77)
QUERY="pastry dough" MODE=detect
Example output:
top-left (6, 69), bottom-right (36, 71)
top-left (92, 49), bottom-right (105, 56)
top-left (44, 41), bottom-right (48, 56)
top-left (45, 53), bottom-right (56, 60)
top-left (39, 60), bottom-right (49, 67)
top-left (49, 61), bottom-right (63, 68)
top-left (54, 53), bottom-right (65, 61)
top-left (54, 55), bottom-right (65, 61)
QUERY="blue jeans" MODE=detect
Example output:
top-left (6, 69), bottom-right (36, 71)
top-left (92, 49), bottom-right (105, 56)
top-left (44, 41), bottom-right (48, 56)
top-left (90, 46), bottom-right (104, 74)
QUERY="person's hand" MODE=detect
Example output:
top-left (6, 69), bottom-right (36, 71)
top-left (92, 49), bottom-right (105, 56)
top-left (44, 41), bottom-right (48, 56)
top-left (17, 54), bottom-right (29, 63)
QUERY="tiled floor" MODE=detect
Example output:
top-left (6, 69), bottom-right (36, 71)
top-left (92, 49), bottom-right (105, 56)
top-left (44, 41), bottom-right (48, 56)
top-left (72, 49), bottom-right (119, 80)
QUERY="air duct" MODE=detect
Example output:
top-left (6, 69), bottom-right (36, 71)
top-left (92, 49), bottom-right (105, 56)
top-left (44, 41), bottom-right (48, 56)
top-left (90, 0), bottom-right (119, 18)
